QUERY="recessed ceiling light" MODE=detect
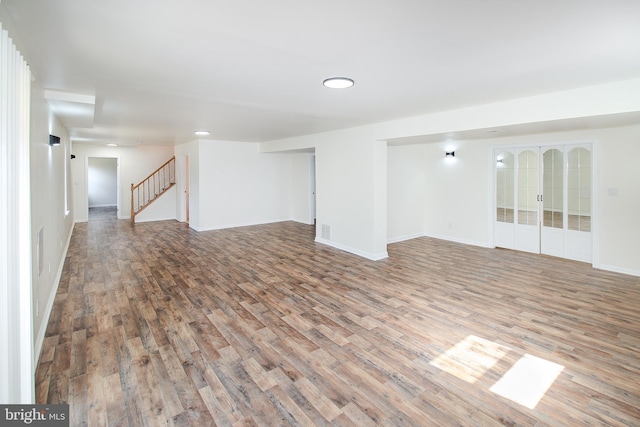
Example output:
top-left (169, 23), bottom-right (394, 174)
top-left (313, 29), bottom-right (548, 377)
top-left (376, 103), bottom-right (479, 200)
top-left (106, 143), bottom-right (118, 147)
top-left (323, 77), bottom-right (354, 89)
top-left (194, 130), bottom-right (210, 136)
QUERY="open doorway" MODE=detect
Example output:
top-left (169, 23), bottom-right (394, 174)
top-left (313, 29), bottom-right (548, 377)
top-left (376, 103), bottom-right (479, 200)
top-left (88, 157), bottom-right (119, 221)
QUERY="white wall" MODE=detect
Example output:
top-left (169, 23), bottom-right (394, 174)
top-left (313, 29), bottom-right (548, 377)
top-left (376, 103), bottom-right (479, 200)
top-left (264, 126), bottom-right (388, 260)
top-left (194, 140), bottom-right (293, 231)
top-left (418, 125), bottom-right (640, 276)
top-left (88, 157), bottom-right (117, 207)
top-left (29, 86), bottom-right (75, 379)
top-left (71, 144), bottom-right (175, 221)
top-left (423, 139), bottom-right (493, 247)
top-left (388, 144), bottom-right (427, 243)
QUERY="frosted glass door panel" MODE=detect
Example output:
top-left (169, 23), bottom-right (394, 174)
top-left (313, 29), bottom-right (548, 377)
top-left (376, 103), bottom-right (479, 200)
top-left (543, 149), bottom-right (564, 228)
top-left (517, 150), bottom-right (538, 226)
top-left (495, 151), bottom-right (515, 249)
top-left (496, 152), bottom-right (515, 223)
top-left (514, 149), bottom-right (540, 254)
top-left (566, 146), bottom-right (592, 262)
top-left (541, 148), bottom-right (564, 257)
top-left (567, 147), bottom-right (591, 232)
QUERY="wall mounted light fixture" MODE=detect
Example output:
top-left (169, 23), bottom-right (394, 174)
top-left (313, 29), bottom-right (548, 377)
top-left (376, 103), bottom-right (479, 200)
top-left (446, 151), bottom-right (455, 157)
top-left (49, 134), bottom-right (60, 146)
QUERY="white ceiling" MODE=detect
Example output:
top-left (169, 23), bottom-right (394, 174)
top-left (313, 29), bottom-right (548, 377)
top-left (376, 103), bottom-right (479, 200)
top-left (2, 0), bottom-right (640, 145)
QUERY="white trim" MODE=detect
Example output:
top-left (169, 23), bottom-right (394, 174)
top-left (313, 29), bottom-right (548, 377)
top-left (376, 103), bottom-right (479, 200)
top-left (422, 233), bottom-right (492, 249)
top-left (387, 233), bottom-right (424, 244)
top-left (591, 140), bottom-right (600, 270)
top-left (487, 146), bottom-right (496, 248)
top-left (593, 264), bottom-right (640, 278)
top-left (315, 237), bottom-right (389, 261)
top-left (33, 224), bottom-right (73, 367)
top-left (191, 218), bottom-right (292, 232)
top-left (88, 203), bottom-right (117, 208)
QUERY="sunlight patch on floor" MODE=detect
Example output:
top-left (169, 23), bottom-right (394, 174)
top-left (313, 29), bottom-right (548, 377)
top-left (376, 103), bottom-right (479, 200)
top-left (490, 354), bottom-right (564, 409)
top-left (429, 335), bottom-right (511, 383)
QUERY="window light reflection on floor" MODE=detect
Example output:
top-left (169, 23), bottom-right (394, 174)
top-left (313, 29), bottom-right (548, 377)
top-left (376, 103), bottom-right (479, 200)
top-left (490, 354), bottom-right (564, 409)
top-left (429, 335), bottom-right (511, 383)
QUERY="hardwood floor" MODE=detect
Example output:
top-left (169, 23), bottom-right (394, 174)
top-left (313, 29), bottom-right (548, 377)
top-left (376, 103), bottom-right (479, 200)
top-left (36, 219), bottom-right (640, 426)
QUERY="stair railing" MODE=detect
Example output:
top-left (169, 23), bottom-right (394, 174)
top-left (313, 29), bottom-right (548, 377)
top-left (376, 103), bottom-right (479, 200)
top-left (131, 156), bottom-right (176, 223)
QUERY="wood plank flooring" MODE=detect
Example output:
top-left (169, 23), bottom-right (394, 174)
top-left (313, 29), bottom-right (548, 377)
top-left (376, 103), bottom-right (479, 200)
top-left (36, 219), bottom-right (640, 426)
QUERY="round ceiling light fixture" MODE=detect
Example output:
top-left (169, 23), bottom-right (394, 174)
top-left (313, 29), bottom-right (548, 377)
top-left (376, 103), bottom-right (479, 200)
top-left (194, 130), bottom-right (211, 136)
top-left (323, 77), bottom-right (354, 89)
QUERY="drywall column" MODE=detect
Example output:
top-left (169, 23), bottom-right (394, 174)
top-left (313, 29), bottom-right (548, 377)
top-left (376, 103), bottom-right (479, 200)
top-left (314, 127), bottom-right (388, 260)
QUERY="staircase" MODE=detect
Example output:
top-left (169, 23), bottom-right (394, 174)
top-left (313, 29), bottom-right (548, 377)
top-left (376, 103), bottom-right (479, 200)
top-left (131, 156), bottom-right (176, 223)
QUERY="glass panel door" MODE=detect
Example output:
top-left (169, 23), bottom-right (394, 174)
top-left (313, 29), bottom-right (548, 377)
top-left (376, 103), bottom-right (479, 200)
top-left (514, 149), bottom-right (540, 254)
top-left (565, 146), bottom-right (592, 262)
top-left (567, 147), bottom-right (591, 232)
top-left (543, 148), bottom-right (564, 229)
top-left (495, 151), bottom-right (516, 249)
top-left (494, 143), bottom-right (592, 263)
top-left (541, 147), bottom-right (564, 258)
top-left (496, 151), bottom-right (515, 224)
top-left (517, 150), bottom-right (539, 226)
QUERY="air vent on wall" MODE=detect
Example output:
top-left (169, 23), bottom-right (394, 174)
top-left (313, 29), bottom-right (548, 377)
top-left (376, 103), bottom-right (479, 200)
top-left (321, 224), bottom-right (331, 240)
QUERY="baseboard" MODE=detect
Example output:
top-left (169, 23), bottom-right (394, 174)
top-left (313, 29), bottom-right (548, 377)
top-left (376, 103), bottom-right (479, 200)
top-left (387, 233), bottom-right (424, 244)
top-left (33, 224), bottom-right (73, 371)
top-left (314, 237), bottom-right (389, 261)
top-left (195, 218), bottom-right (291, 232)
top-left (593, 263), bottom-right (640, 278)
top-left (422, 233), bottom-right (492, 249)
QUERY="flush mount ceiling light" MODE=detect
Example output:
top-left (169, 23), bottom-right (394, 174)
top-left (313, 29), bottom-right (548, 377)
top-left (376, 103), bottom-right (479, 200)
top-left (323, 77), bottom-right (354, 89)
top-left (194, 130), bottom-right (211, 136)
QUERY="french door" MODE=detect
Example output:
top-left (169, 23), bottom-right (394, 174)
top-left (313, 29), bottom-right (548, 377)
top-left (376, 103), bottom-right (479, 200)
top-left (494, 143), bottom-right (592, 263)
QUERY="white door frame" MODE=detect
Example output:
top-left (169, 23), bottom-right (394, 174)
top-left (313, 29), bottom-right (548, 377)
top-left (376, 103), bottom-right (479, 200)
top-left (86, 156), bottom-right (121, 219)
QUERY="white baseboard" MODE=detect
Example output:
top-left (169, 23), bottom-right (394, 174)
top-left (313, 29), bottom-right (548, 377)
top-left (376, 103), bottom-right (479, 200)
top-left (194, 218), bottom-right (291, 232)
top-left (593, 263), bottom-right (640, 278)
top-left (34, 224), bottom-right (74, 370)
top-left (423, 233), bottom-right (492, 249)
top-left (387, 233), bottom-right (424, 244)
top-left (315, 237), bottom-right (388, 261)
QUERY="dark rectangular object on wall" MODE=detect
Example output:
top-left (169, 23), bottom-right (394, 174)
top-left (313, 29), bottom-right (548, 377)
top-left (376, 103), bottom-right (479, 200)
top-left (49, 134), bottom-right (61, 145)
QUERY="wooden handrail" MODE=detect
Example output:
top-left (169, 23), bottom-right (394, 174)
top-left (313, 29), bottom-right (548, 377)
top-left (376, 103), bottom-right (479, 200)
top-left (131, 156), bottom-right (176, 223)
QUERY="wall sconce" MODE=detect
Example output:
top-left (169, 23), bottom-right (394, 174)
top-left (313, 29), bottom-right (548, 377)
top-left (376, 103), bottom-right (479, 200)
top-left (49, 134), bottom-right (61, 146)
top-left (445, 151), bottom-right (455, 158)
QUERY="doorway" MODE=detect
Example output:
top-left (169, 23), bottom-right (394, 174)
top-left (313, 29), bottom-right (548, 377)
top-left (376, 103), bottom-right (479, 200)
top-left (87, 157), bottom-right (119, 221)
top-left (494, 143), bottom-right (593, 263)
